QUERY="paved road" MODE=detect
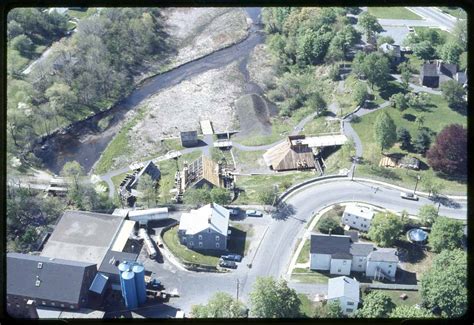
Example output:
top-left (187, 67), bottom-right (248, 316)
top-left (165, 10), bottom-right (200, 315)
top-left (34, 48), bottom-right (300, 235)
top-left (406, 7), bottom-right (458, 32)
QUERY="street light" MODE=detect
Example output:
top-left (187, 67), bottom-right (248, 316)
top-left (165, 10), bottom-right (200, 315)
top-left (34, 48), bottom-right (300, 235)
top-left (413, 174), bottom-right (421, 194)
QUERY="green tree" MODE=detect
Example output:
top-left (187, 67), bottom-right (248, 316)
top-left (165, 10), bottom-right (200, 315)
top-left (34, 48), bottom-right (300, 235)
top-left (420, 249), bottom-right (467, 317)
top-left (356, 291), bottom-right (395, 318)
top-left (351, 51), bottom-right (366, 79)
top-left (420, 170), bottom-right (445, 197)
top-left (183, 186), bottom-right (212, 206)
top-left (363, 53), bottom-right (390, 89)
top-left (329, 64), bottom-right (339, 81)
top-left (257, 187), bottom-right (278, 205)
top-left (390, 305), bottom-right (432, 318)
top-left (376, 35), bottom-right (395, 46)
top-left (417, 205), bottom-right (438, 227)
top-left (317, 218), bottom-right (343, 235)
top-left (352, 82), bottom-right (369, 107)
top-left (61, 161), bottom-right (84, 191)
top-left (368, 212), bottom-right (404, 247)
top-left (452, 19), bottom-right (467, 50)
top-left (399, 62), bottom-right (412, 91)
top-left (357, 12), bottom-right (383, 41)
top-left (326, 300), bottom-right (344, 317)
top-left (136, 174), bottom-right (158, 208)
top-left (415, 114), bottom-right (425, 130)
top-left (412, 130), bottom-right (431, 154)
top-left (10, 34), bottom-right (34, 57)
top-left (390, 93), bottom-right (408, 111)
top-left (306, 92), bottom-right (327, 115)
top-left (412, 40), bottom-right (436, 60)
top-left (249, 277), bottom-right (301, 318)
top-left (439, 41), bottom-right (463, 65)
top-left (429, 217), bottom-right (463, 253)
top-left (191, 292), bottom-right (247, 318)
top-left (440, 80), bottom-right (466, 109)
top-left (373, 111), bottom-right (397, 151)
top-left (396, 127), bottom-right (411, 150)
top-left (210, 187), bottom-right (232, 205)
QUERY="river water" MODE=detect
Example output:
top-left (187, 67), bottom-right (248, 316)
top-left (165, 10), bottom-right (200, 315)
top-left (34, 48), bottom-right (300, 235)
top-left (34, 8), bottom-right (265, 175)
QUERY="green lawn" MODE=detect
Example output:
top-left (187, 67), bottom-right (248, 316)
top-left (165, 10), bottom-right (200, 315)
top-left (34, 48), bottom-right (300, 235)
top-left (234, 171), bottom-right (316, 204)
top-left (368, 7), bottom-right (422, 20)
top-left (233, 149), bottom-right (267, 172)
top-left (361, 288), bottom-right (421, 308)
top-left (211, 147), bottom-right (233, 166)
top-left (351, 93), bottom-right (467, 195)
top-left (313, 207), bottom-right (344, 233)
top-left (111, 172), bottom-right (129, 190)
top-left (67, 8), bottom-right (97, 20)
top-left (334, 74), bottom-right (361, 117)
top-left (162, 225), bottom-right (221, 266)
top-left (297, 240), bottom-right (311, 264)
top-left (303, 116), bottom-right (340, 135)
top-left (291, 268), bottom-right (331, 284)
top-left (439, 7), bottom-right (467, 19)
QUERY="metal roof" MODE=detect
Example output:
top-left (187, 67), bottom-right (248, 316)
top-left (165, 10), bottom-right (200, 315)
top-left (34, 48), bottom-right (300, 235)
top-left (37, 307), bottom-right (105, 319)
top-left (296, 134), bottom-right (347, 148)
top-left (327, 276), bottom-right (360, 303)
top-left (128, 207), bottom-right (169, 217)
top-left (98, 250), bottom-right (138, 276)
top-left (40, 210), bottom-right (126, 265)
top-left (110, 220), bottom-right (136, 254)
top-left (200, 120), bottom-right (214, 135)
top-left (179, 203), bottom-right (229, 236)
top-left (343, 204), bottom-right (374, 220)
top-left (7, 253), bottom-right (96, 305)
top-left (89, 272), bottom-right (109, 294)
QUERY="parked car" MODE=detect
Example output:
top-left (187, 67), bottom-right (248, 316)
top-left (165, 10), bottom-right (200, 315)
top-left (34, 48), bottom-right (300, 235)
top-left (400, 192), bottom-right (419, 201)
top-left (408, 26), bottom-right (414, 33)
top-left (245, 210), bottom-right (263, 217)
top-left (147, 278), bottom-right (161, 289)
top-left (219, 259), bottom-right (237, 269)
top-left (221, 254), bottom-right (242, 262)
top-left (227, 208), bottom-right (239, 217)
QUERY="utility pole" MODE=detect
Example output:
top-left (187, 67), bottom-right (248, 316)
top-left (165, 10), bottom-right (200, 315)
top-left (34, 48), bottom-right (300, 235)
top-left (413, 174), bottom-right (421, 194)
top-left (236, 279), bottom-right (240, 301)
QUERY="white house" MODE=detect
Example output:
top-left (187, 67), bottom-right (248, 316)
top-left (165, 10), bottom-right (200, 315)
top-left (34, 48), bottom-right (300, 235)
top-left (327, 276), bottom-right (360, 315)
top-left (366, 248), bottom-right (399, 281)
top-left (310, 234), bottom-right (352, 275)
top-left (341, 204), bottom-right (375, 232)
top-left (349, 243), bottom-right (374, 273)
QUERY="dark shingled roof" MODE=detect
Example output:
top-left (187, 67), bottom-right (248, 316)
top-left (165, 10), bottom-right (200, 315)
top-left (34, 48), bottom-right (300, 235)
top-left (98, 250), bottom-right (138, 276)
top-left (310, 234), bottom-right (351, 256)
top-left (350, 243), bottom-right (374, 256)
top-left (131, 161), bottom-right (161, 187)
top-left (344, 230), bottom-right (359, 243)
top-left (368, 248), bottom-right (399, 263)
top-left (422, 63), bottom-right (438, 77)
top-left (7, 253), bottom-right (96, 304)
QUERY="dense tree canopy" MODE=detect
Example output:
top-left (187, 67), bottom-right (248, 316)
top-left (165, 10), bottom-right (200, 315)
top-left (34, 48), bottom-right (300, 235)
top-left (191, 292), bottom-right (247, 318)
top-left (417, 205), bottom-right (438, 227)
top-left (183, 186), bottom-right (212, 206)
top-left (412, 129), bottom-right (431, 154)
top-left (389, 305), bottom-right (432, 318)
top-left (356, 291), bottom-right (395, 318)
top-left (420, 249), bottom-right (467, 318)
top-left (440, 80), bottom-right (466, 109)
top-left (210, 187), bottom-right (232, 205)
top-left (396, 127), bottom-right (411, 150)
top-left (429, 217), bottom-right (464, 253)
top-left (136, 174), bottom-right (159, 208)
top-left (357, 12), bottom-right (383, 41)
top-left (368, 212), bottom-right (404, 247)
top-left (249, 277), bottom-right (301, 318)
top-left (426, 124), bottom-right (467, 176)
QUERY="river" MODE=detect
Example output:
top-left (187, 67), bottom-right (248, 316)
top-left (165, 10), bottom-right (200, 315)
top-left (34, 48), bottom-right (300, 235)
top-left (34, 8), bottom-right (264, 175)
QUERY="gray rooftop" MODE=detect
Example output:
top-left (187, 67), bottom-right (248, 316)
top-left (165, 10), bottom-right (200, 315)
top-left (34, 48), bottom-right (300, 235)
top-left (350, 243), bottom-right (374, 256)
top-left (7, 253), bottom-right (96, 304)
top-left (310, 234), bottom-right (351, 256)
top-left (98, 250), bottom-right (139, 276)
top-left (368, 248), bottom-right (399, 263)
top-left (40, 211), bottom-right (126, 265)
top-left (422, 63), bottom-right (439, 77)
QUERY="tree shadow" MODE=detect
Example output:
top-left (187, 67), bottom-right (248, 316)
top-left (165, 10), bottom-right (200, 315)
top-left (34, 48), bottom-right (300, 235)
top-left (363, 101), bottom-right (379, 110)
top-left (429, 195), bottom-right (462, 209)
top-left (227, 226), bottom-right (247, 256)
top-left (379, 82), bottom-right (406, 100)
top-left (394, 268), bottom-right (418, 285)
top-left (394, 239), bottom-right (427, 265)
top-left (450, 102), bottom-right (468, 116)
top-left (402, 113), bottom-right (416, 122)
top-left (272, 202), bottom-right (296, 221)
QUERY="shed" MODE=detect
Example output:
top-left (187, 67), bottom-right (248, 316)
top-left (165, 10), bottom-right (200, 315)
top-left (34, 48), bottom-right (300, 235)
top-left (420, 63), bottom-right (439, 88)
top-left (180, 131), bottom-right (198, 147)
top-left (263, 136), bottom-right (315, 171)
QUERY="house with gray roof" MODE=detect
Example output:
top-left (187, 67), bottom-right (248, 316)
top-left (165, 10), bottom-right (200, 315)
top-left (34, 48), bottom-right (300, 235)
top-left (7, 253), bottom-right (97, 318)
top-left (119, 161), bottom-right (161, 207)
top-left (420, 60), bottom-right (463, 88)
top-left (178, 203), bottom-right (230, 251)
top-left (310, 233), bottom-right (397, 280)
top-left (180, 130), bottom-right (199, 147)
top-left (327, 276), bottom-right (360, 315)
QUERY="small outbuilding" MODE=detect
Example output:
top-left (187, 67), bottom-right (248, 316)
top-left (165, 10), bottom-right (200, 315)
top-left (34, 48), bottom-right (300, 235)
top-left (180, 131), bottom-right (199, 147)
top-left (263, 136), bottom-right (315, 172)
top-left (327, 276), bottom-right (360, 315)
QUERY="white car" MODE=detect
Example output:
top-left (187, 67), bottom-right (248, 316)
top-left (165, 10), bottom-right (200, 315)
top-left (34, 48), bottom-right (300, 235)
top-left (400, 192), bottom-right (419, 201)
top-left (408, 26), bottom-right (414, 33)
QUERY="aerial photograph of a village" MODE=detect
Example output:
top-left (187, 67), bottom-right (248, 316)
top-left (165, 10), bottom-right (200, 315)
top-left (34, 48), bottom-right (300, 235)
top-left (5, 5), bottom-right (468, 320)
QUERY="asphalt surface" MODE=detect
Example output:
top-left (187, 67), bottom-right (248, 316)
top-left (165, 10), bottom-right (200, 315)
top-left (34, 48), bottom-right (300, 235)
top-left (406, 7), bottom-right (458, 32)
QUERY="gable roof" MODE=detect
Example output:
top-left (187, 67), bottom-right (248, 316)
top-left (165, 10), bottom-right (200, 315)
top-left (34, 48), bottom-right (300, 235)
top-left (327, 276), bottom-right (360, 303)
top-left (263, 137), bottom-right (315, 171)
top-left (310, 234), bottom-right (351, 256)
top-left (379, 43), bottom-right (401, 57)
top-left (350, 243), bottom-right (374, 256)
top-left (130, 161), bottom-right (161, 188)
top-left (343, 204), bottom-right (374, 220)
top-left (367, 248), bottom-right (399, 263)
top-left (179, 203), bottom-right (229, 236)
top-left (421, 63), bottom-right (439, 78)
top-left (7, 253), bottom-right (96, 304)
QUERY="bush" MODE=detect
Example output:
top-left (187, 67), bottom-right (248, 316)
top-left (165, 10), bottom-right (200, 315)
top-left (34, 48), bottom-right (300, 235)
top-left (318, 217), bottom-right (344, 235)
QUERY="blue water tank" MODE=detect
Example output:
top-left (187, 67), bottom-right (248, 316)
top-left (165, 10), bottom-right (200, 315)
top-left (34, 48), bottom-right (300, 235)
top-left (121, 271), bottom-right (138, 309)
top-left (132, 263), bottom-right (147, 305)
top-left (118, 261), bottom-right (131, 274)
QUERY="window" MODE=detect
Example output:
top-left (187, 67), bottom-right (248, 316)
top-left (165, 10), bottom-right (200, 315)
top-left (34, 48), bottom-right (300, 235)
top-left (216, 235), bottom-right (220, 241)
top-left (346, 308), bottom-right (353, 313)
top-left (16, 304), bottom-right (20, 308)
top-left (198, 235), bottom-right (202, 240)
top-left (216, 242), bottom-right (220, 248)
top-left (51, 302), bottom-right (55, 306)
top-left (388, 264), bottom-right (392, 268)
top-left (358, 264), bottom-right (362, 268)
top-left (208, 229), bottom-right (211, 233)
top-left (42, 301), bottom-right (46, 305)
top-left (388, 270), bottom-right (391, 275)
top-left (352, 221), bottom-right (356, 225)
top-left (189, 235), bottom-right (193, 239)
top-left (198, 242), bottom-right (203, 247)
top-left (338, 269), bottom-right (341, 273)
top-left (70, 305), bottom-right (74, 309)
top-left (190, 241), bottom-right (194, 246)
top-left (37, 262), bottom-right (43, 269)
top-left (347, 301), bottom-right (354, 306)
top-left (61, 304), bottom-right (65, 308)
top-left (343, 260), bottom-right (347, 265)
top-left (355, 216), bottom-right (359, 219)
top-left (359, 258), bottom-right (363, 262)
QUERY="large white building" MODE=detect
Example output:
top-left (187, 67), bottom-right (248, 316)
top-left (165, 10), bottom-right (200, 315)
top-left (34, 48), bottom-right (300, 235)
top-left (310, 233), bottom-right (399, 281)
top-left (327, 276), bottom-right (360, 315)
top-left (341, 204), bottom-right (375, 232)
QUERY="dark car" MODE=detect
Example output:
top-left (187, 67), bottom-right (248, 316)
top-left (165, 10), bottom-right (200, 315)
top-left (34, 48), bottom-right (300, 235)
top-left (219, 259), bottom-right (237, 269)
top-left (147, 278), bottom-right (161, 289)
top-left (220, 254), bottom-right (242, 262)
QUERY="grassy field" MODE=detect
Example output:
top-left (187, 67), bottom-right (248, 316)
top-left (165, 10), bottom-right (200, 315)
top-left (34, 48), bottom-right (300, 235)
top-left (162, 225), bottom-right (220, 266)
top-left (303, 116), bottom-right (341, 135)
top-left (361, 288), bottom-right (421, 307)
top-left (297, 240), bottom-right (311, 264)
top-left (351, 93), bottom-right (467, 195)
top-left (234, 171), bottom-right (317, 204)
top-left (313, 207), bottom-right (344, 233)
top-left (334, 74), bottom-right (361, 117)
top-left (368, 7), bottom-right (422, 20)
top-left (67, 8), bottom-right (97, 20)
top-left (291, 268), bottom-right (331, 284)
top-left (323, 146), bottom-right (353, 175)
top-left (211, 147), bottom-right (234, 166)
top-left (232, 149), bottom-right (267, 172)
